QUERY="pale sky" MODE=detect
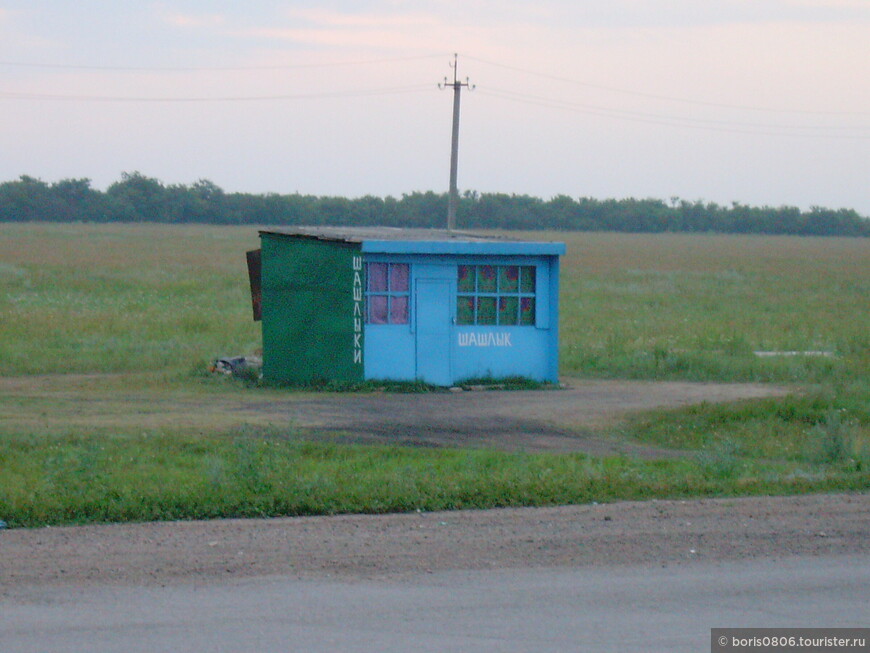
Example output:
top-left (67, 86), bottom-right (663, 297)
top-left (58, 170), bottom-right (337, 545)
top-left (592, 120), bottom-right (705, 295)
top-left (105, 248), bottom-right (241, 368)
top-left (1, 1), bottom-right (868, 214)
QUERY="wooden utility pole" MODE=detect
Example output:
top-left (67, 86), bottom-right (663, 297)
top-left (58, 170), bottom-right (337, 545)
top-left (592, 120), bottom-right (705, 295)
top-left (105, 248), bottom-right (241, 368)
top-left (439, 54), bottom-right (473, 231)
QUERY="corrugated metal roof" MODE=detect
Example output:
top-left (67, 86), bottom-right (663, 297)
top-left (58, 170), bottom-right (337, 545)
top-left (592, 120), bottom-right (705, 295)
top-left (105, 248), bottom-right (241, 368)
top-left (258, 226), bottom-right (509, 243)
top-left (258, 226), bottom-right (566, 256)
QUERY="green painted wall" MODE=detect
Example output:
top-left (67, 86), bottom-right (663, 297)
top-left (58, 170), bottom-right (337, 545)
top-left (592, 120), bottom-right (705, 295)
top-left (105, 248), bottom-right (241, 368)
top-left (260, 234), bottom-right (364, 384)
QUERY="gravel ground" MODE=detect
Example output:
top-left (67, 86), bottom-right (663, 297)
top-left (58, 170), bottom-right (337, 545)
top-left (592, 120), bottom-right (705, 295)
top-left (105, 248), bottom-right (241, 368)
top-left (1, 493), bottom-right (867, 598)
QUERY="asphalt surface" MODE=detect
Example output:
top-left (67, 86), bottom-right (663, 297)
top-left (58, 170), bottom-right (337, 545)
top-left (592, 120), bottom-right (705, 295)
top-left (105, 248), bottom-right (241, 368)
top-left (3, 555), bottom-right (868, 653)
top-left (2, 493), bottom-right (868, 652)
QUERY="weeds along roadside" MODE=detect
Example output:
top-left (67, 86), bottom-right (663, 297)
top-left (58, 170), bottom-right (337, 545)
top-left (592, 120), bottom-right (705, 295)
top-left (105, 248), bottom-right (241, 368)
top-left (1, 424), bottom-right (867, 528)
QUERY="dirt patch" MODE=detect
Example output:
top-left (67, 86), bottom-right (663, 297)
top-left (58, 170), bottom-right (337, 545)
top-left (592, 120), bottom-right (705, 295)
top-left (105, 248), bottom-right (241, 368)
top-left (1, 493), bottom-right (866, 595)
top-left (0, 374), bottom-right (790, 457)
top-left (248, 379), bottom-right (791, 456)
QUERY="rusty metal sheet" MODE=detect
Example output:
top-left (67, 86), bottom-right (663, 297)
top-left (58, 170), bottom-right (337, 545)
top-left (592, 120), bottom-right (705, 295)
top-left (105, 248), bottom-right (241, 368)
top-left (246, 248), bottom-right (262, 321)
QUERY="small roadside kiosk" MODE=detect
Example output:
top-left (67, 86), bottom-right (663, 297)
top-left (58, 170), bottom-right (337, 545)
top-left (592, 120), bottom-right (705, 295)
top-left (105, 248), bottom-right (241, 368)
top-left (254, 227), bottom-right (565, 386)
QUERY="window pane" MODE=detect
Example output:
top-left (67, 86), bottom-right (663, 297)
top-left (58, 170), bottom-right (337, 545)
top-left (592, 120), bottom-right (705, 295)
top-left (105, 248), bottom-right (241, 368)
top-left (478, 297), bottom-right (497, 325)
top-left (520, 266), bottom-right (536, 293)
top-left (457, 265), bottom-right (475, 292)
top-left (368, 295), bottom-right (388, 324)
top-left (457, 296), bottom-right (475, 324)
top-left (498, 297), bottom-right (518, 325)
top-left (520, 297), bottom-right (536, 325)
top-left (499, 266), bottom-right (519, 292)
top-left (367, 263), bottom-right (388, 292)
top-left (479, 265), bottom-right (497, 292)
top-left (390, 295), bottom-right (409, 324)
top-left (390, 264), bottom-right (409, 292)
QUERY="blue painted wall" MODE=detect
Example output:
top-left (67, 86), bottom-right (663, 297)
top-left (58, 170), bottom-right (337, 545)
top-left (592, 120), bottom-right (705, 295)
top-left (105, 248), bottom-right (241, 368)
top-left (363, 250), bottom-right (562, 385)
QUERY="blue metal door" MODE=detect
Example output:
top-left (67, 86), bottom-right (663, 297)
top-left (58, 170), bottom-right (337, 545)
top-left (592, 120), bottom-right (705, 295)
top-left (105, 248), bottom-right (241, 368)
top-left (415, 279), bottom-right (452, 385)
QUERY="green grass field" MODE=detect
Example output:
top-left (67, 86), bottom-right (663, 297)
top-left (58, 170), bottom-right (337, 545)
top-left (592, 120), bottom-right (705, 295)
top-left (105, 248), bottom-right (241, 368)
top-left (1, 223), bottom-right (868, 527)
top-left (556, 231), bottom-right (869, 383)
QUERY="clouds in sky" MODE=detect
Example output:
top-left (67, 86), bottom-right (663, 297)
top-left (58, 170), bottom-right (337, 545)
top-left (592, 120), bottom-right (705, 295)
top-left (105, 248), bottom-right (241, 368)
top-left (0, 1), bottom-right (867, 213)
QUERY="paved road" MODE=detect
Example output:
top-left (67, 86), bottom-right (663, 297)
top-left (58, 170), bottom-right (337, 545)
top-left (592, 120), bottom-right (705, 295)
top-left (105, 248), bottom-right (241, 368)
top-left (3, 554), bottom-right (867, 653)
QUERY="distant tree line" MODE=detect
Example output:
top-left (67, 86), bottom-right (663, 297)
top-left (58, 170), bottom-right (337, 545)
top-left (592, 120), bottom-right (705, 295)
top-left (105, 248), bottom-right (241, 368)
top-left (1, 172), bottom-right (867, 237)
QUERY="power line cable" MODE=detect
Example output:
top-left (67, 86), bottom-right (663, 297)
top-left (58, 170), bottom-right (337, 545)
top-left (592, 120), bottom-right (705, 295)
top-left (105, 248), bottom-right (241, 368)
top-left (477, 86), bottom-right (869, 139)
top-left (0, 53), bottom-right (446, 72)
top-left (482, 86), bottom-right (867, 131)
top-left (2, 50), bottom-right (866, 138)
top-left (0, 84), bottom-right (435, 103)
top-left (465, 54), bottom-right (869, 117)
top-left (6, 49), bottom-right (865, 120)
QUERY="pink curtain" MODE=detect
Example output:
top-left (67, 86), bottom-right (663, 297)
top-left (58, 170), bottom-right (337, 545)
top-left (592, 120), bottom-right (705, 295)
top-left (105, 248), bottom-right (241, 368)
top-left (390, 264), bottom-right (409, 292)
top-left (368, 295), bottom-right (388, 324)
top-left (367, 263), bottom-right (388, 292)
top-left (390, 296), bottom-right (409, 323)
